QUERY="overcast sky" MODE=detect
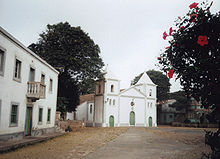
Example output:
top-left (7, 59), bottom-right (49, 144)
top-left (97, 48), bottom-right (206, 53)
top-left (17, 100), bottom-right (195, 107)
top-left (0, 0), bottom-right (219, 92)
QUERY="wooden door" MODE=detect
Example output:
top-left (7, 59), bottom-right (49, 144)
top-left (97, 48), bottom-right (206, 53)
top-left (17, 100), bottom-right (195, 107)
top-left (109, 116), bottom-right (114, 127)
top-left (29, 68), bottom-right (35, 82)
top-left (25, 107), bottom-right (32, 136)
top-left (130, 111), bottom-right (135, 126)
top-left (149, 117), bottom-right (152, 127)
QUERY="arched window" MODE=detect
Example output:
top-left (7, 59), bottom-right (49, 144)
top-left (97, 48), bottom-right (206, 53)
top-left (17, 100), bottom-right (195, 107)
top-left (113, 99), bottom-right (115, 105)
top-left (109, 99), bottom-right (112, 105)
top-left (90, 105), bottom-right (92, 114)
top-left (111, 85), bottom-right (114, 92)
top-left (149, 89), bottom-right (152, 96)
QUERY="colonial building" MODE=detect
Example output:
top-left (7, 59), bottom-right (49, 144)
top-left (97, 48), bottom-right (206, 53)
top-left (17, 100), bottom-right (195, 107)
top-left (72, 67), bottom-right (157, 127)
top-left (157, 100), bottom-right (186, 125)
top-left (0, 27), bottom-right (59, 141)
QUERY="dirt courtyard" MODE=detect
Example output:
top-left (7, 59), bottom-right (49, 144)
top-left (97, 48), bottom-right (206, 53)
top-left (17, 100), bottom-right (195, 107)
top-left (0, 126), bottom-right (215, 159)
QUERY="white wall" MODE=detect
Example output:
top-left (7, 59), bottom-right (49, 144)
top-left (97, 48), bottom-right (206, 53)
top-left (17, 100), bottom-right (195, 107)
top-left (66, 111), bottom-right (74, 120)
top-left (75, 102), bottom-right (87, 121)
top-left (94, 96), bottom-right (104, 123)
top-left (105, 95), bottom-right (119, 126)
top-left (0, 29), bottom-right (58, 135)
top-left (87, 102), bottom-right (94, 122)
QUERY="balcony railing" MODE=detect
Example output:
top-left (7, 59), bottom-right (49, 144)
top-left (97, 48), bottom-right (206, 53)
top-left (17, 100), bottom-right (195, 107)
top-left (27, 82), bottom-right (46, 100)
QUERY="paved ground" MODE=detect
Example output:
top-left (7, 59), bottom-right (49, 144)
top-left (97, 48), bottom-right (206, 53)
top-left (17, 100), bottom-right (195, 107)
top-left (0, 127), bottom-right (128, 159)
top-left (84, 127), bottom-right (203, 159)
top-left (0, 126), bottom-right (215, 159)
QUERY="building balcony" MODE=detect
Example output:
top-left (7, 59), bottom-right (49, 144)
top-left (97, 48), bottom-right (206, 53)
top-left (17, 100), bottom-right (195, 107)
top-left (27, 82), bottom-right (46, 101)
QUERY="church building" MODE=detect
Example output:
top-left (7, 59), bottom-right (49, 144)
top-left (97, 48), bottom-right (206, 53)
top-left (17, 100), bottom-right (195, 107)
top-left (84, 67), bottom-right (157, 127)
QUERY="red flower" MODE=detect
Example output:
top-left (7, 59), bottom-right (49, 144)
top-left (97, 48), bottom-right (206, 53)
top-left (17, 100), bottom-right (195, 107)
top-left (178, 26), bottom-right (185, 31)
top-left (168, 69), bottom-right (174, 79)
top-left (197, 35), bottom-right (208, 46)
top-left (165, 46), bottom-right (170, 49)
top-left (169, 27), bottom-right (173, 36)
top-left (163, 31), bottom-right (168, 40)
top-left (157, 57), bottom-right (161, 60)
top-left (189, 2), bottom-right (199, 9)
top-left (190, 14), bottom-right (198, 22)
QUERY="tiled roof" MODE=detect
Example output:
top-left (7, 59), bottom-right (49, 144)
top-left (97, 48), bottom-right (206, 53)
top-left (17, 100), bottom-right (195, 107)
top-left (79, 94), bottom-right (94, 104)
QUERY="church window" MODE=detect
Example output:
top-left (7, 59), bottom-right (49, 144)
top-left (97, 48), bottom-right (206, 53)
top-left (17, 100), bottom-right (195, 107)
top-left (148, 102), bottom-right (149, 108)
top-left (149, 89), bottom-right (152, 96)
top-left (90, 105), bottom-right (92, 114)
top-left (111, 85), bottom-right (114, 92)
top-left (98, 84), bottom-right (101, 93)
top-left (150, 103), bottom-right (152, 108)
top-left (109, 99), bottom-right (112, 105)
top-left (113, 99), bottom-right (115, 105)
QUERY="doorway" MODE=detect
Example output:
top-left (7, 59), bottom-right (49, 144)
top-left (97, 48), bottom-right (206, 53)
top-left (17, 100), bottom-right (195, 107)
top-left (109, 115), bottom-right (114, 127)
top-left (148, 117), bottom-right (152, 127)
top-left (29, 67), bottom-right (35, 82)
top-left (25, 107), bottom-right (32, 136)
top-left (130, 111), bottom-right (135, 126)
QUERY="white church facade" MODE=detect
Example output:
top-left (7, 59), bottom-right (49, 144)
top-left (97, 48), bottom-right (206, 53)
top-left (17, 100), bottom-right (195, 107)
top-left (73, 68), bottom-right (157, 127)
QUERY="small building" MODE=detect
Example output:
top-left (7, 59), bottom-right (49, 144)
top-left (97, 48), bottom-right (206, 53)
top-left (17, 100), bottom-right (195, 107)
top-left (83, 67), bottom-right (157, 127)
top-left (157, 100), bottom-right (186, 125)
top-left (0, 27), bottom-right (59, 141)
top-left (66, 94), bottom-right (94, 121)
top-left (186, 97), bottom-right (208, 123)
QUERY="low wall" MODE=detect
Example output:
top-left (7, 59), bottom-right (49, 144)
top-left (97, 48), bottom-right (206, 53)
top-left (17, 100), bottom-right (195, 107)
top-left (172, 122), bottom-right (218, 128)
top-left (59, 120), bottom-right (85, 131)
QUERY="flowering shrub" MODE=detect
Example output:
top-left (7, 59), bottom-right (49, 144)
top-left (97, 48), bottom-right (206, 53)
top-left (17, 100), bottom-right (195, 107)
top-left (158, 2), bottom-right (220, 158)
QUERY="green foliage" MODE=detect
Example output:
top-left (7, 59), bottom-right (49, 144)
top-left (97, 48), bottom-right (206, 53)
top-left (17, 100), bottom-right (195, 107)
top-left (131, 70), bottom-right (171, 101)
top-left (29, 22), bottom-right (104, 112)
top-left (169, 91), bottom-right (191, 111)
top-left (159, 2), bottom-right (220, 113)
top-left (158, 2), bottom-right (220, 158)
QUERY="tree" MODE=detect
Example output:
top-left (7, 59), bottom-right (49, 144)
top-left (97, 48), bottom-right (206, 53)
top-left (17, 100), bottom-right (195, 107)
top-left (131, 70), bottom-right (171, 102)
top-left (158, 1), bottom-right (220, 158)
top-left (169, 91), bottom-right (191, 111)
top-left (28, 22), bottom-right (104, 113)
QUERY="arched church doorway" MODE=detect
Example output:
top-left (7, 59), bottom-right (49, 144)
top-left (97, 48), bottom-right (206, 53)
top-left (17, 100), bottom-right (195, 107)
top-left (109, 115), bottom-right (114, 127)
top-left (130, 111), bottom-right (135, 126)
top-left (148, 117), bottom-right (152, 127)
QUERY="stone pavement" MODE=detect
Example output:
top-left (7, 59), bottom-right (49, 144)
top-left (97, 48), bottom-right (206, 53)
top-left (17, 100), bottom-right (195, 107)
top-left (84, 127), bottom-right (193, 159)
top-left (0, 132), bottom-right (64, 153)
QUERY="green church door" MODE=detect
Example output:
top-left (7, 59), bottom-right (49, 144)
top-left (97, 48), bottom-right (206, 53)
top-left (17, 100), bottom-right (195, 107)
top-left (149, 117), bottom-right (152, 127)
top-left (109, 116), bottom-right (114, 127)
top-left (130, 111), bottom-right (135, 126)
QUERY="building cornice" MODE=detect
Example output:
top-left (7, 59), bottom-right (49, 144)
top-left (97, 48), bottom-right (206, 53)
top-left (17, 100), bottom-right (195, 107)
top-left (0, 26), bottom-right (59, 75)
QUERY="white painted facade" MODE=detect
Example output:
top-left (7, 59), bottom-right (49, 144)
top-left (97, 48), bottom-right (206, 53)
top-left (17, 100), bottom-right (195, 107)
top-left (0, 27), bottom-right (59, 141)
top-left (73, 101), bottom-right (94, 121)
top-left (90, 67), bottom-right (157, 127)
